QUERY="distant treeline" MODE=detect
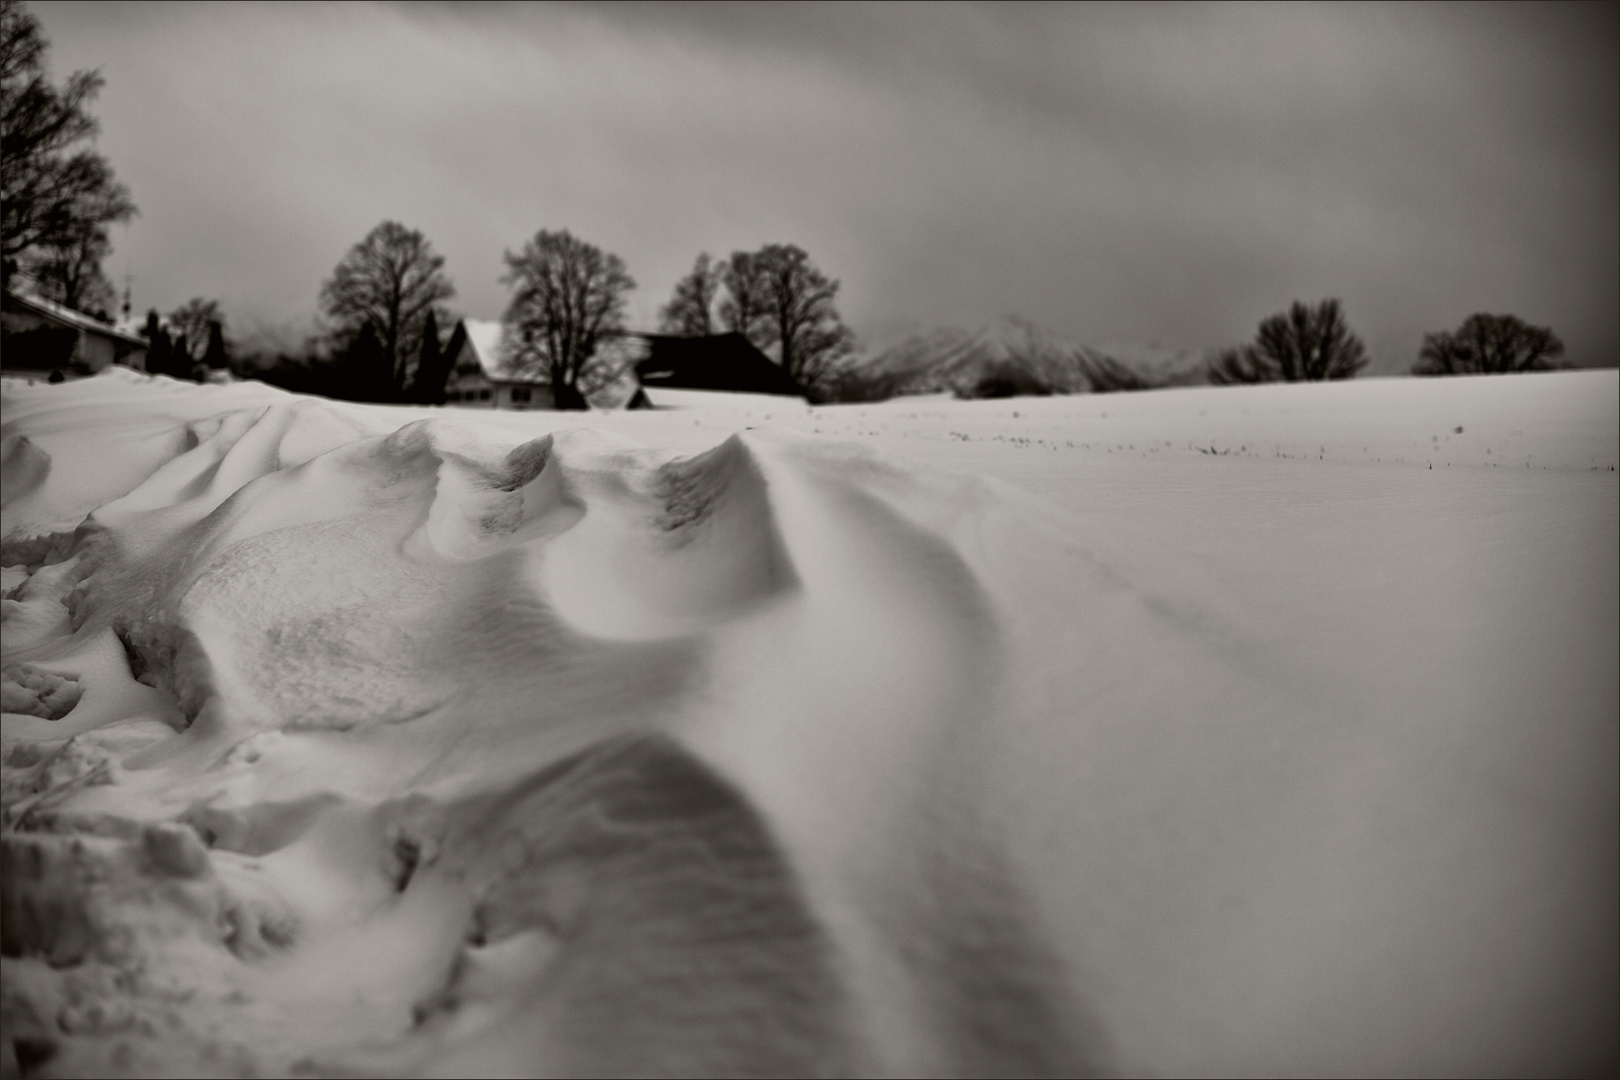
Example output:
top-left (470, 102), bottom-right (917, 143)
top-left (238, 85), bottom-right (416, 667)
top-left (0, 7), bottom-right (1575, 408)
top-left (819, 301), bottom-right (1570, 403)
top-left (136, 222), bottom-right (864, 408)
top-left (156, 288), bottom-right (1575, 408)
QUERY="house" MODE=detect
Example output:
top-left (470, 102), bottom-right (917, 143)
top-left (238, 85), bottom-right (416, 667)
top-left (435, 320), bottom-right (808, 410)
top-left (440, 318), bottom-right (552, 410)
top-left (1, 288), bottom-right (148, 376)
top-left (633, 333), bottom-right (807, 398)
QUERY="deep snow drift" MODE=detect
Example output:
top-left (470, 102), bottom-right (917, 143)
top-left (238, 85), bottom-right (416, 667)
top-left (2, 368), bottom-right (1615, 1078)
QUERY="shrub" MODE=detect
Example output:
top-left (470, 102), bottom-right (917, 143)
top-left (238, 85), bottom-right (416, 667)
top-left (1412, 313), bottom-right (1565, 375)
top-left (1210, 299), bottom-right (1368, 384)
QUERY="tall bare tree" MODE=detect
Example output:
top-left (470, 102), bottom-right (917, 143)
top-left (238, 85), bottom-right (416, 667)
top-left (166, 297), bottom-right (222, 370)
top-left (752, 243), bottom-right (854, 395)
top-left (0, 0), bottom-right (135, 298)
top-left (1412, 313), bottom-right (1565, 375)
top-left (22, 213), bottom-right (115, 315)
top-left (501, 229), bottom-right (635, 410)
top-left (659, 252), bottom-right (721, 336)
top-left (1209, 298), bottom-right (1367, 384)
top-left (319, 220), bottom-right (454, 398)
top-left (717, 250), bottom-right (770, 347)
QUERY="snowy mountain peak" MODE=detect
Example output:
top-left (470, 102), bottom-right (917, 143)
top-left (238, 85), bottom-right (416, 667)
top-left (854, 316), bottom-right (1213, 399)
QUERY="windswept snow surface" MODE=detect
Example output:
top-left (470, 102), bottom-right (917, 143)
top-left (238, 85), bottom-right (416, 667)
top-left (1, 368), bottom-right (1615, 1078)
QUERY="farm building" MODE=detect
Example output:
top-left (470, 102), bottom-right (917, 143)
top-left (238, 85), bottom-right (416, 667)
top-left (634, 333), bottom-right (806, 398)
top-left (437, 320), bottom-right (808, 410)
top-left (440, 319), bottom-right (552, 409)
top-left (1, 288), bottom-right (148, 377)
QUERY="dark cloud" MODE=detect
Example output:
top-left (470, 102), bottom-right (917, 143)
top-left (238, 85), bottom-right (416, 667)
top-left (32, 1), bottom-right (1618, 369)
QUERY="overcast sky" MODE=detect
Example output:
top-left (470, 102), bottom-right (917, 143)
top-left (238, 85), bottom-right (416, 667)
top-left (32, 1), bottom-right (1620, 371)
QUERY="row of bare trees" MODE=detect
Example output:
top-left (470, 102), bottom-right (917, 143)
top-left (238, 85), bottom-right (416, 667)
top-left (139, 298), bottom-right (228, 379)
top-left (5, 0), bottom-right (1562, 404)
top-left (1199, 300), bottom-right (1564, 388)
top-left (2, 0), bottom-right (852, 407)
top-left (657, 246), bottom-right (854, 395)
top-left (306, 226), bottom-right (862, 407)
top-left (296, 225), bottom-right (858, 408)
top-left (492, 236), bottom-right (858, 407)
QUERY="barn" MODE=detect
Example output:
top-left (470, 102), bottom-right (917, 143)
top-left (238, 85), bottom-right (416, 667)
top-left (633, 333), bottom-right (806, 398)
top-left (435, 321), bottom-right (808, 410)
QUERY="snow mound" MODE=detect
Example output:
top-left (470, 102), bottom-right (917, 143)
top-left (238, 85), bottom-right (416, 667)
top-left (0, 369), bottom-right (1614, 1077)
top-left (0, 376), bottom-right (1094, 1075)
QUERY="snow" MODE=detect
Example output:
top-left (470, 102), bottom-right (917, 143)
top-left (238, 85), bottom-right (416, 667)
top-left (2, 366), bottom-right (1615, 1077)
top-left (459, 318), bottom-right (536, 383)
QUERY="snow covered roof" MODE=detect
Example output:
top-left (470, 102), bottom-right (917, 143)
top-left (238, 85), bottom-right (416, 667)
top-left (448, 320), bottom-right (801, 400)
top-left (2, 288), bottom-right (147, 347)
top-left (452, 318), bottom-right (545, 385)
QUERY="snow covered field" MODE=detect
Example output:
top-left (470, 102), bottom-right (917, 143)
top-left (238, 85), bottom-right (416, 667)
top-left (2, 368), bottom-right (1615, 1077)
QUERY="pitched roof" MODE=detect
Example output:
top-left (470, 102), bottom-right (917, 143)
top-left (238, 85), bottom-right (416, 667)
top-left (633, 333), bottom-right (806, 398)
top-left (446, 318), bottom-right (544, 385)
top-left (442, 322), bottom-right (805, 399)
top-left (3, 289), bottom-right (147, 347)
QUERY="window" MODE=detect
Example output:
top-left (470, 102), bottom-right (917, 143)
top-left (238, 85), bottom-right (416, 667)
top-left (480, 389), bottom-right (491, 401)
top-left (512, 387), bottom-right (530, 404)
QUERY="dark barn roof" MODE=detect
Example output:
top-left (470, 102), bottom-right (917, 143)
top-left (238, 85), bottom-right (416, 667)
top-left (634, 333), bottom-right (806, 398)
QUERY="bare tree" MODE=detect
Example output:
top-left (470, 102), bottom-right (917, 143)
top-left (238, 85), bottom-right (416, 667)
top-left (1209, 298), bottom-right (1367, 384)
top-left (749, 243), bottom-right (854, 396)
top-left (501, 229), bottom-right (635, 410)
top-left (1412, 313), bottom-right (1565, 375)
top-left (21, 214), bottom-right (115, 315)
top-left (1, 0), bottom-right (135, 296)
top-left (717, 250), bottom-right (769, 346)
top-left (166, 297), bottom-right (222, 370)
top-left (319, 220), bottom-right (455, 399)
top-left (659, 252), bottom-right (721, 336)
top-left (576, 332), bottom-right (649, 403)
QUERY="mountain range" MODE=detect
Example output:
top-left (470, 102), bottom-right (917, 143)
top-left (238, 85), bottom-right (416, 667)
top-left (847, 315), bottom-right (1211, 400)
